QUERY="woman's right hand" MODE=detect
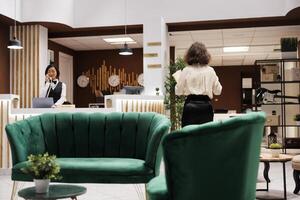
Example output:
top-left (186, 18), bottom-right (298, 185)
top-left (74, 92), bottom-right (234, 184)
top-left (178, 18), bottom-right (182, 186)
top-left (45, 75), bottom-right (52, 82)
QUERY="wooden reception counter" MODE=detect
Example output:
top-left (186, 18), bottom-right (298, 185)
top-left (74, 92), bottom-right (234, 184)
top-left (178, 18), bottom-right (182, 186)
top-left (105, 95), bottom-right (165, 114)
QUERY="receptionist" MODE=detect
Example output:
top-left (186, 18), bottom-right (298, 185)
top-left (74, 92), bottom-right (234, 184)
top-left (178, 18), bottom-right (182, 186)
top-left (40, 64), bottom-right (66, 107)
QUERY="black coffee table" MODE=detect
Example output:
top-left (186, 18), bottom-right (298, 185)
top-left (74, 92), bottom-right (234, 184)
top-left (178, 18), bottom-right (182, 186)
top-left (18, 184), bottom-right (86, 200)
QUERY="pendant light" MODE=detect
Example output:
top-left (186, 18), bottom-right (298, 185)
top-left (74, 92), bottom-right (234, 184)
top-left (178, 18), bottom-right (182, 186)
top-left (8, 0), bottom-right (23, 50)
top-left (119, 0), bottom-right (132, 56)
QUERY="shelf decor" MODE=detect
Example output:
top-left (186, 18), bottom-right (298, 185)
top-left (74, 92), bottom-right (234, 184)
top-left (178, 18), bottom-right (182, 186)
top-left (294, 114), bottom-right (300, 126)
top-left (280, 37), bottom-right (298, 59)
top-left (255, 58), bottom-right (300, 152)
top-left (267, 128), bottom-right (278, 147)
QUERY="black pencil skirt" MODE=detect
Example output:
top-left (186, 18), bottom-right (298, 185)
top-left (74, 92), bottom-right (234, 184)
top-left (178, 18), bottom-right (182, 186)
top-left (181, 95), bottom-right (214, 127)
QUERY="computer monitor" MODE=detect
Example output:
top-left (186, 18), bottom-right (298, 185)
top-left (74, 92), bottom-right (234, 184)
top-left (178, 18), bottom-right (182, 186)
top-left (123, 86), bottom-right (144, 94)
top-left (32, 97), bottom-right (54, 108)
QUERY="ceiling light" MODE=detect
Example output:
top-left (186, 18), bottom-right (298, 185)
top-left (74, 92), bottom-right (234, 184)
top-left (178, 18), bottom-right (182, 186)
top-left (119, 0), bottom-right (133, 56)
top-left (8, 37), bottom-right (23, 49)
top-left (110, 41), bottom-right (136, 45)
top-left (119, 43), bottom-right (133, 55)
top-left (103, 37), bottom-right (134, 43)
top-left (8, 0), bottom-right (23, 50)
top-left (223, 46), bottom-right (249, 53)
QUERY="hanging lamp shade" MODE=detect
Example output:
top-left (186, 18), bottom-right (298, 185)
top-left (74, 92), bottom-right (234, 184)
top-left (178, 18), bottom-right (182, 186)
top-left (7, 0), bottom-right (22, 50)
top-left (8, 37), bottom-right (23, 49)
top-left (119, 43), bottom-right (133, 56)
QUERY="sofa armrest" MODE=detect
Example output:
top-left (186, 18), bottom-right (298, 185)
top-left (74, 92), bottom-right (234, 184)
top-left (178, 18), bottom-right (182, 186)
top-left (146, 175), bottom-right (169, 200)
top-left (5, 124), bottom-right (28, 166)
top-left (145, 117), bottom-right (170, 175)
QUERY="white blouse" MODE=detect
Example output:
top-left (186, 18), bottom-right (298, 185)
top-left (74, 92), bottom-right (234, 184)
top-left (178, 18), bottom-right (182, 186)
top-left (174, 65), bottom-right (222, 99)
top-left (40, 79), bottom-right (67, 105)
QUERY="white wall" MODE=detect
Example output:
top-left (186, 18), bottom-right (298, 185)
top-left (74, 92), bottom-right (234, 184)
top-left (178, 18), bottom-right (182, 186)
top-left (21, 0), bottom-right (74, 27)
top-left (143, 16), bottom-right (169, 95)
top-left (285, 0), bottom-right (300, 15)
top-left (39, 25), bottom-right (48, 96)
top-left (1, 0), bottom-right (299, 28)
top-left (0, 0), bottom-right (22, 21)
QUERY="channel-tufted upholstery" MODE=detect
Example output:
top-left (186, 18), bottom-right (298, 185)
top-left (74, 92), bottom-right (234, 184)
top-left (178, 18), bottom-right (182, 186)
top-left (6, 112), bottom-right (170, 184)
top-left (146, 112), bottom-right (265, 200)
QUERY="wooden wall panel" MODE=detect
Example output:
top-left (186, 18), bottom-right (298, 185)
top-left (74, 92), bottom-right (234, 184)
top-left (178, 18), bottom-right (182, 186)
top-left (75, 48), bottom-right (143, 107)
top-left (0, 100), bottom-right (10, 168)
top-left (10, 25), bottom-right (40, 108)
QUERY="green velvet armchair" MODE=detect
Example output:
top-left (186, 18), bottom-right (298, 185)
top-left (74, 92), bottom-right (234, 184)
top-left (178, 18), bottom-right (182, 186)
top-left (146, 112), bottom-right (265, 200)
top-left (6, 112), bottom-right (170, 198)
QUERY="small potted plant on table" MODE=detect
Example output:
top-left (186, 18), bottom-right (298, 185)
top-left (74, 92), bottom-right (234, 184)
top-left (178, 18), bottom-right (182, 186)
top-left (294, 114), bottom-right (300, 126)
top-left (21, 153), bottom-right (61, 193)
top-left (269, 143), bottom-right (282, 158)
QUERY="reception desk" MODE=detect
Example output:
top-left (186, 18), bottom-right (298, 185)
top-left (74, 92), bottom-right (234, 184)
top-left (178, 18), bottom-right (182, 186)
top-left (105, 95), bottom-right (165, 114)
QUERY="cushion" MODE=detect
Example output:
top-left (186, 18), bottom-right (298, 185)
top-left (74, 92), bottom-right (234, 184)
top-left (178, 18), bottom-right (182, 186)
top-left (12, 158), bottom-right (154, 183)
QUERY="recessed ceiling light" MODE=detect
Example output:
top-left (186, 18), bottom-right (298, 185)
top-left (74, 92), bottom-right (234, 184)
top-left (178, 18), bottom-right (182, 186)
top-left (223, 46), bottom-right (249, 53)
top-left (110, 41), bottom-right (137, 45)
top-left (103, 37), bottom-right (134, 43)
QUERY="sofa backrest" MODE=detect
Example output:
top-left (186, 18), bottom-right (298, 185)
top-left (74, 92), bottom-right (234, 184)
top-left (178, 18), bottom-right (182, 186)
top-left (6, 112), bottom-right (169, 165)
top-left (162, 112), bottom-right (265, 200)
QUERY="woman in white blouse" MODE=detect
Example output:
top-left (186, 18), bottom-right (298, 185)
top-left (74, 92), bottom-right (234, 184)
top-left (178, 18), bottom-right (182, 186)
top-left (173, 42), bottom-right (222, 127)
top-left (40, 64), bottom-right (67, 107)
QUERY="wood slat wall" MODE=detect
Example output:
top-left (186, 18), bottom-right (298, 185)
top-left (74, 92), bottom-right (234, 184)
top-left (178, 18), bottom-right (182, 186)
top-left (83, 60), bottom-right (141, 95)
top-left (10, 25), bottom-right (40, 108)
top-left (0, 100), bottom-right (11, 169)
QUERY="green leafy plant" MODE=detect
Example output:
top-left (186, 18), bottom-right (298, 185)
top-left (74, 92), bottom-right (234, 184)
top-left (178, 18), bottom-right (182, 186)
top-left (21, 153), bottom-right (61, 180)
top-left (269, 143), bottom-right (282, 149)
top-left (164, 57), bottom-right (186, 130)
top-left (294, 114), bottom-right (300, 121)
top-left (281, 37), bottom-right (298, 52)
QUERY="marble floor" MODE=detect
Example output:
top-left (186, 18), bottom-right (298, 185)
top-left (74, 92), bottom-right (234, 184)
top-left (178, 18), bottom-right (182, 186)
top-left (0, 162), bottom-right (299, 200)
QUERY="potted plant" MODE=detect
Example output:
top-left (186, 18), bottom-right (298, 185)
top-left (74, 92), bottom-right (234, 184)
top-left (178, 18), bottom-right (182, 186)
top-left (21, 153), bottom-right (61, 193)
top-left (280, 37), bottom-right (298, 59)
top-left (269, 143), bottom-right (282, 158)
top-left (164, 58), bottom-right (186, 130)
top-left (294, 114), bottom-right (300, 126)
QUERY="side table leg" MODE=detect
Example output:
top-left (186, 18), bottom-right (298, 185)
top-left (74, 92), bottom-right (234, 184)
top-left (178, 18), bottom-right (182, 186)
top-left (293, 170), bottom-right (300, 194)
top-left (282, 162), bottom-right (287, 200)
top-left (71, 197), bottom-right (77, 200)
top-left (263, 162), bottom-right (270, 191)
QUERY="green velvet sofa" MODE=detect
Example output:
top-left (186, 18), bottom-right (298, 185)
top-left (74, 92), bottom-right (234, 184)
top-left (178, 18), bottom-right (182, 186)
top-left (146, 112), bottom-right (265, 200)
top-left (6, 112), bottom-right (170, 185)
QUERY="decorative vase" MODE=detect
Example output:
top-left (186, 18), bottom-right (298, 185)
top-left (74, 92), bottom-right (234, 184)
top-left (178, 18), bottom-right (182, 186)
top-left (34, 179), bottom-right (50, 193)
top-left (270, 149), bottom-right (281, 158)
top-left (296, 121), bottom-right (300, 126)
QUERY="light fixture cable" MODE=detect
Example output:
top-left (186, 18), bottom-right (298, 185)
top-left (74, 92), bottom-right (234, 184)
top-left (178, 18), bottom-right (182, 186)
top-left (119, 0), bottom-right (133, 56)
top-left (8, 0), bottom-right (22, 49)
top-left (124, 0), bottom-right (127, 36)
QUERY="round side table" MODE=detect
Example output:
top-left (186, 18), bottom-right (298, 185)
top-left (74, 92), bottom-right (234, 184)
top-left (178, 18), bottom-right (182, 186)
top-left (256, 153), bottom-right (293, 200)
top-left (18, 184), bottom-right (86, 200)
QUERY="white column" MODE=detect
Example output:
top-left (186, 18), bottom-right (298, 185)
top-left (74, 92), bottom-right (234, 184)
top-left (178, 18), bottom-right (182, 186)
top-left (39, 25), bottom-right (48, 96)
top-left (143, 16), bottom-right (169, 95)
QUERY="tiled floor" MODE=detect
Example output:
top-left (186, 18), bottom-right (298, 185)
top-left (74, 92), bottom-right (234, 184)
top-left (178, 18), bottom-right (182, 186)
top-left (0, 162), bottom-right (299, 200)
